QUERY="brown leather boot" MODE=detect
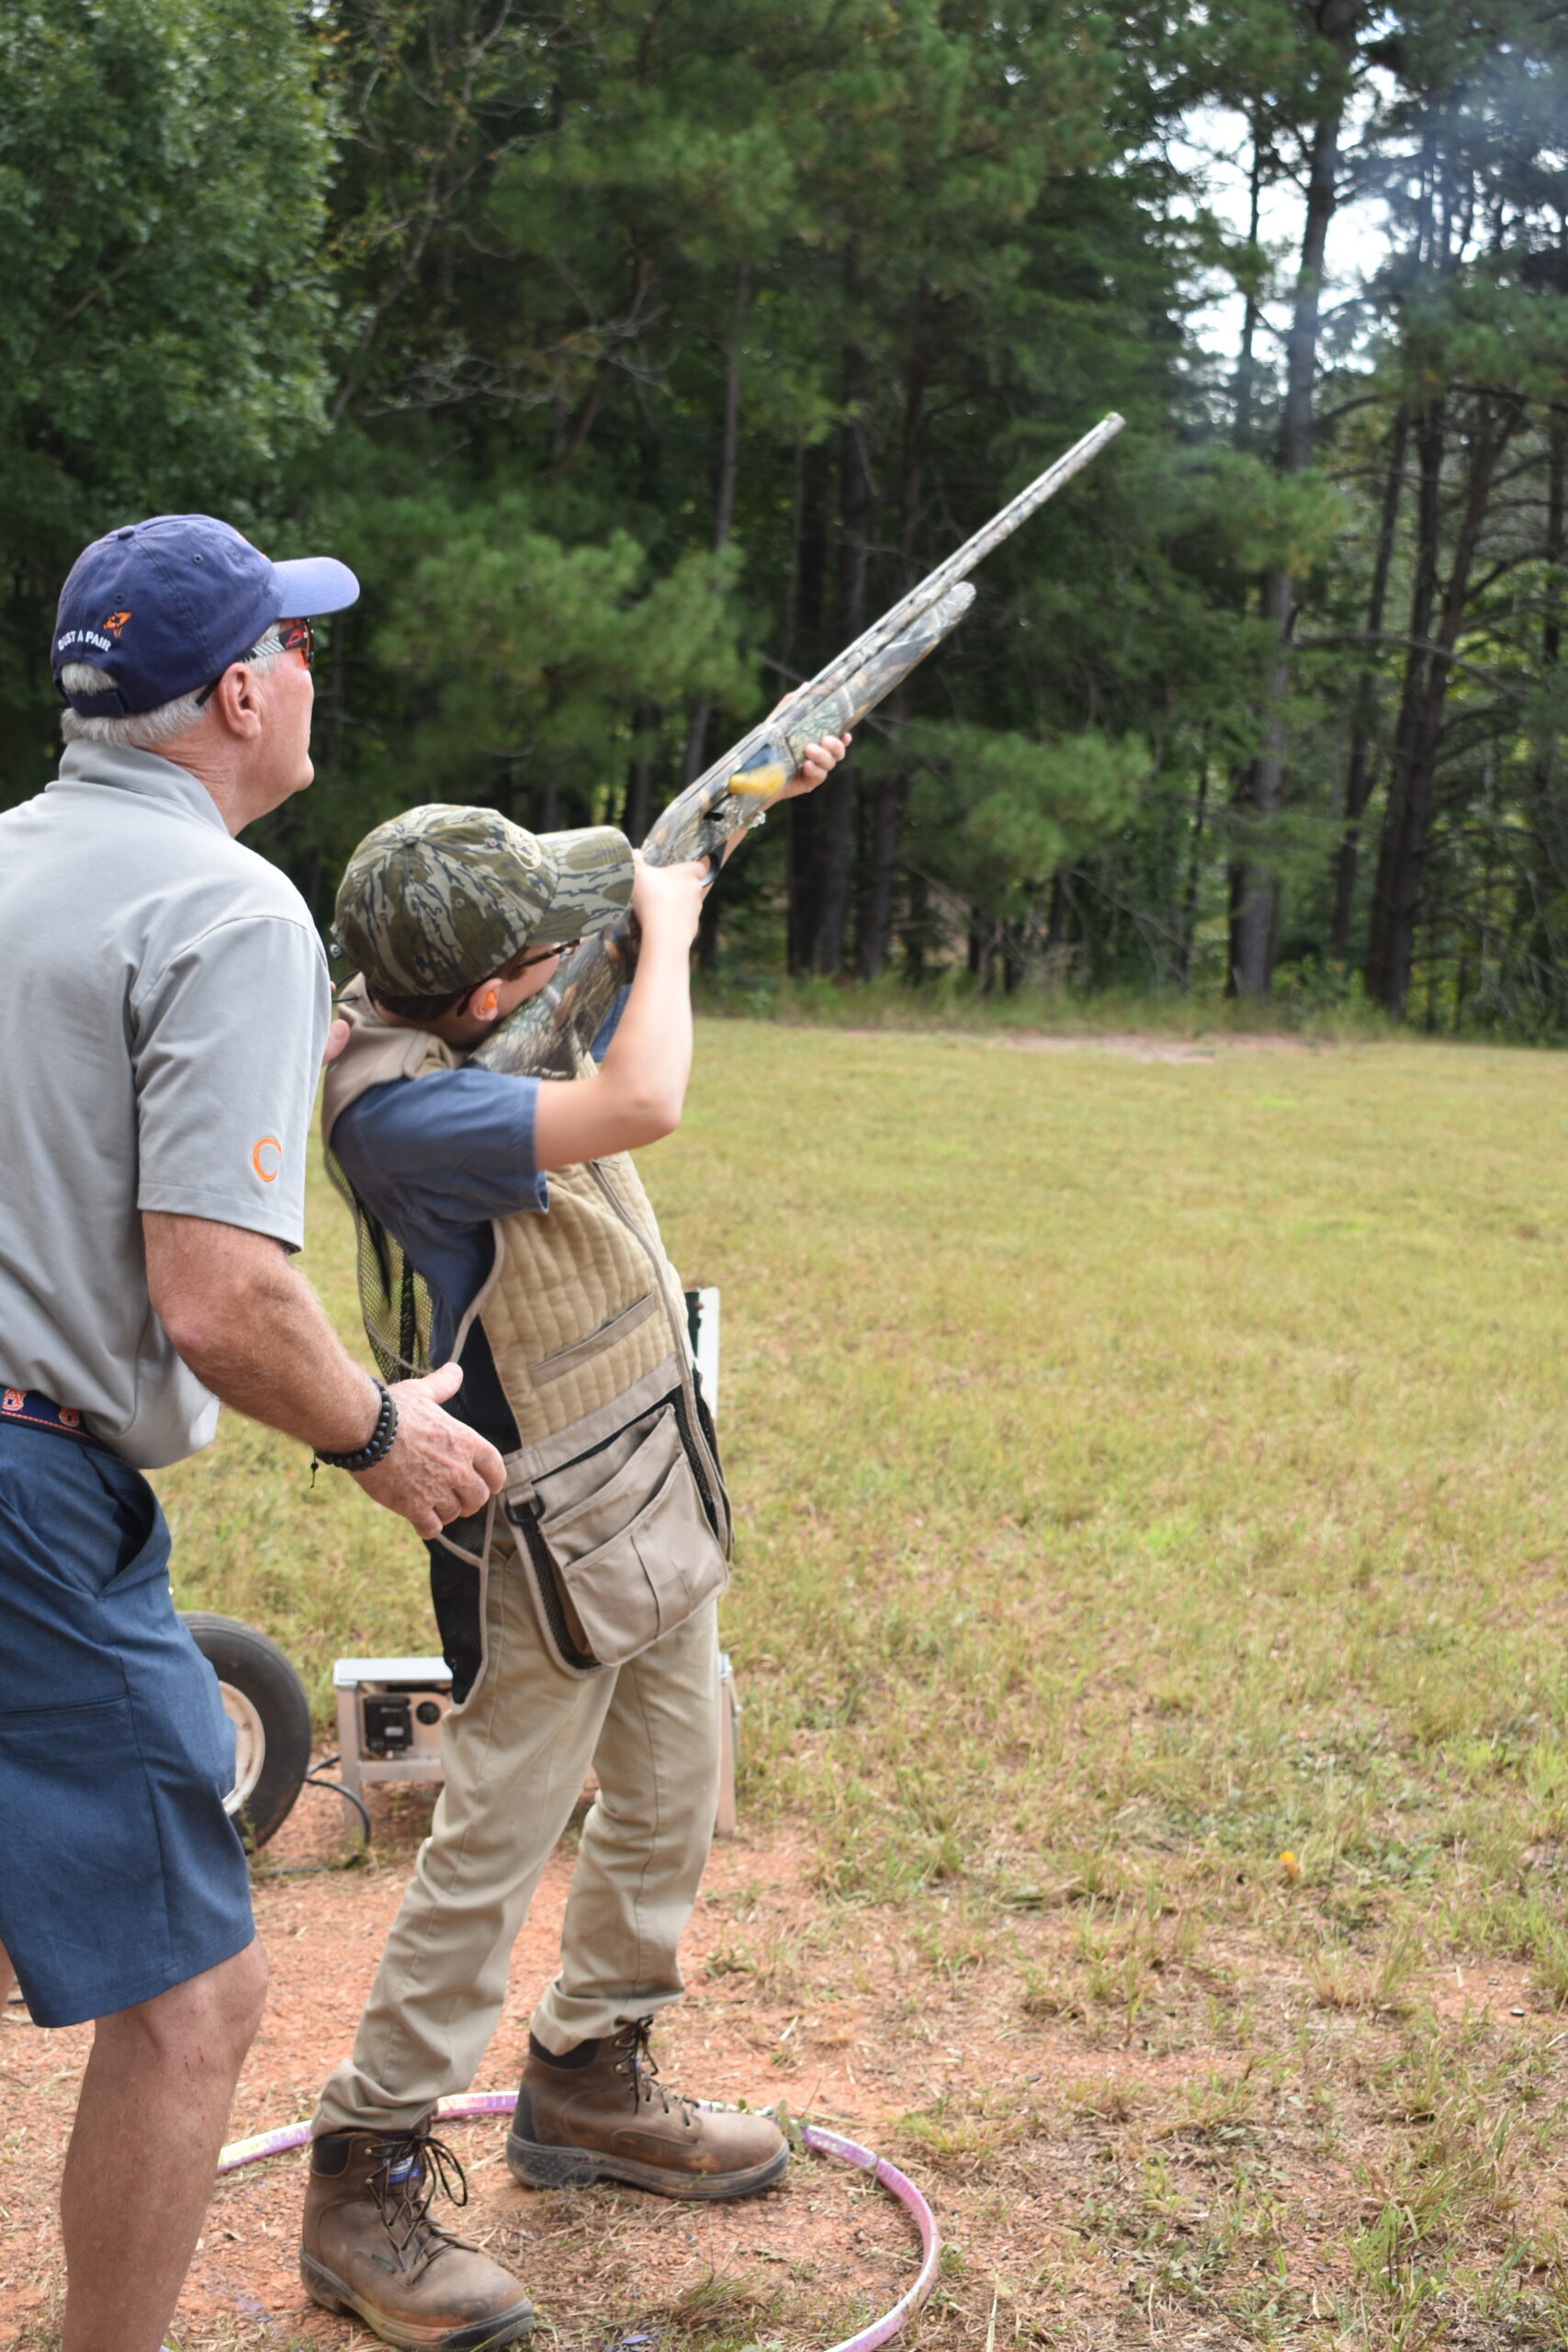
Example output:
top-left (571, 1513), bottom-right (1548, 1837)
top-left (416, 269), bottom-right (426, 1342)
top-left (506, 2017), bottom-right (787, 2199)
top-left (300, 2124), bottom-right (536, 2350)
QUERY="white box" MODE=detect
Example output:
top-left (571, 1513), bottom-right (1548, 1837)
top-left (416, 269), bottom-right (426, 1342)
top-left (330, 1652), bottom-right (739, 1838)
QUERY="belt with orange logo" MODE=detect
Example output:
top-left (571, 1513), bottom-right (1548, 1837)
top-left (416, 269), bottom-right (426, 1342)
top-left (0, 1388), bottom-right (112, 1454)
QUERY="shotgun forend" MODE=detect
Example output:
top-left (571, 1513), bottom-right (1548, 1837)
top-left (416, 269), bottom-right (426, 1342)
top-left (473, 412), bottom-right (1125, 1080)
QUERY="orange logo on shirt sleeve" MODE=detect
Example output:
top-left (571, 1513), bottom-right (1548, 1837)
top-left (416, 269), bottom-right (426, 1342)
top-left (251, 1135), bottom-right (283, 1182)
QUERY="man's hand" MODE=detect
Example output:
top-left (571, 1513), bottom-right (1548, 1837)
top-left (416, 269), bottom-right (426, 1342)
top-left (143, 1212), bottom-right (503, 1538)
top-left (355, 1361), bottom-right (504, 1539)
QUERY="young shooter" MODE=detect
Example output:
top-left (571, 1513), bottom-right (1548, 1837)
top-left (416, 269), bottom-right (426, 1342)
top-left (302, 736), bottom-right (846, 2350)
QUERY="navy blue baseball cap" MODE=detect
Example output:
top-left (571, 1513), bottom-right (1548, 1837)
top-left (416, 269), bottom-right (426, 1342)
top-left (53, 514), bottom-right (360, 718)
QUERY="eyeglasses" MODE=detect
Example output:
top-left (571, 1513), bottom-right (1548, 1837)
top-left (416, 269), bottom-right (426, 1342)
top-left (453, 940), bottom-right (579, 1018)
top-left (509, 940), bottom-right (579, 975)
top-left (193, 616), bottom-right (313, 708)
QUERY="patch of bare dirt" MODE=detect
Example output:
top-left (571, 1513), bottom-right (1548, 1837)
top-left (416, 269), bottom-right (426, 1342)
top-left (838, 1027), bottom-right (1320, 1063)
top-left (1, 1775), bottom-right (927, 2351)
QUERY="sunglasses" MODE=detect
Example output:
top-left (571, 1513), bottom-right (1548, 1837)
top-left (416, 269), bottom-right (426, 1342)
top-left (193, 617), bottom-right (313, 709)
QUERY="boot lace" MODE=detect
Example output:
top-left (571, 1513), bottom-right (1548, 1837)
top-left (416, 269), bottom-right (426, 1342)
top-left (616, 2014), bottom-right (700, 2132)
top-left (369, 2130), bottom-right (472, 2275)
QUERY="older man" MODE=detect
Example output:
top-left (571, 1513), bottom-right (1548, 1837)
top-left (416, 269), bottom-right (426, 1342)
top-left (0, 514), bottom-right (505, 2352)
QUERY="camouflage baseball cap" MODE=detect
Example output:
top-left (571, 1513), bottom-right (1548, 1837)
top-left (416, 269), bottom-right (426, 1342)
top-left (334, 804), bottom-right (635, 998)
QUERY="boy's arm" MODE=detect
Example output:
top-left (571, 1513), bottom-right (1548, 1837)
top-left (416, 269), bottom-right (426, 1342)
top-left (531, 857), bottom-right (704, 1171)
top-left (513, 734), bottom-right (852, 1171)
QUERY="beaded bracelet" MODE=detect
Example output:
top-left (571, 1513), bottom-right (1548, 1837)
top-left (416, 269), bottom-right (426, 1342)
top-left (312, 1379), bottom-right (399, 1475)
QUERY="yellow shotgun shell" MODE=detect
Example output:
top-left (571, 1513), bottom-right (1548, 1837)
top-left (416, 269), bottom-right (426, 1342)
top-left (727, 762), bottom-right (786, 798)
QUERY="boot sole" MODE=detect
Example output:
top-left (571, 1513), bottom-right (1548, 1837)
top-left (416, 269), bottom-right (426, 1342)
top-left (504, 2129), bottom-right (788, 2201)
top-left (300, 2251), bottom-right (536, 2349)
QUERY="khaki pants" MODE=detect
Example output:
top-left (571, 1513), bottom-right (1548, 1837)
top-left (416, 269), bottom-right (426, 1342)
top-left (315, 1560), bottom-right (719, 2137)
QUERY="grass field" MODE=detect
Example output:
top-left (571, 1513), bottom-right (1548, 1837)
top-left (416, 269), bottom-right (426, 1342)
top-left (157, 1020), bottom-right (1568, 2349)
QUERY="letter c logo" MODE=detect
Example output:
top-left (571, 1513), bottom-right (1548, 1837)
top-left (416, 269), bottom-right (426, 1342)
top-left (251, 1135), bottom-right (283, 1182)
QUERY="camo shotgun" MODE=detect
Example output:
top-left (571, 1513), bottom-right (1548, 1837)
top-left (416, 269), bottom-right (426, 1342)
top-left (473, 410), bottom-right (1125, 1080)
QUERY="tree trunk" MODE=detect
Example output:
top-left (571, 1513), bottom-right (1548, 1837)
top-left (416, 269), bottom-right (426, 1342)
top-left (622, 700), bottom-right (660, 843)
top-left (813, 246), bottom-right (871, 975)
top-left (1329, 405), bottom-right (1408, 955)
top-left (1232, 118), bottom-right (1265, 451)
top-left (1227, 56), bottom-right (1348, 997)
top-left (857, 324), bottom-right (927, 980)
top-left (902, 868), bottom-right (932, 982)
top-left (857, 740), bottom-right (904, 982)
top-left (787, 438), bottom-right (832, 974)
top-left (1366, 398), bottom-right (1515, 1014)
top-left (1544, 411), bottom-right (1564, 674)
top-left (682, 264), bottom-right (748, 786)
top-left (1364, 399), bottom-right (1443, 1005)
top-left (1045, 872), bottom-right (1068, 956)
top-left (1177, 750), bottom-right (1209, 985)
top-left (1229, 573), bottom-right (1292, 996)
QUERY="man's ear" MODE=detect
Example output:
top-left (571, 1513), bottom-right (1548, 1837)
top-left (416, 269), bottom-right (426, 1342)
top-left (471, 985), bottom-right (502, 1023)
top-left (209, 662), bottom-right (265, 737)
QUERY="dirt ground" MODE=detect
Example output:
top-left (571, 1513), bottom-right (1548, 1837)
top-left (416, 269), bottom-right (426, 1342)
top-left (2, 1774), bottom-right (938, 2352)
top-left (7, 1760), bottom-right (1568, 2352)
top-left (837, 1026), bottom-right (1321, 1064)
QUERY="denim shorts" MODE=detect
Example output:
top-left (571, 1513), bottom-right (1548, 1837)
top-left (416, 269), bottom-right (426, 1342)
top-left (0, 1422), bottom-right (254, 2027)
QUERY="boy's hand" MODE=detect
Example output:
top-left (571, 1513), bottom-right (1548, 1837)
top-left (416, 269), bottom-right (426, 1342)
top-left (711, 726), bottom-right (852, 876)
top-left (631, 853), bottom-right (708, 946)
top-left (774, 731), bottom-right (851, 801)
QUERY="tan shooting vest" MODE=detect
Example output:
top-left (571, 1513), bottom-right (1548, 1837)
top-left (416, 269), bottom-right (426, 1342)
top-left (322, 981), bottom-right (730, 1680)
top-left (323, 978), bottom-right (718, 1469)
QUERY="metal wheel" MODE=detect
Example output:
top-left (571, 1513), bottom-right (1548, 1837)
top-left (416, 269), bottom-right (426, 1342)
top-left (181, 1612), bottom-right (312, 1849)
top-left (216, 1678), bottom-right (268, 1817)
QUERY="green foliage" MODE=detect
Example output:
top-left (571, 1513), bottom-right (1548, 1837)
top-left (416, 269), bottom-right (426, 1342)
top-left (902, 721), bottom-right (1147, 921)
top-left (0, 0), bottom-right (333, 778)
top-left (1, 0), bottom-right (1564, 1029)
top-left (375, 498), bottom-right (756, 811)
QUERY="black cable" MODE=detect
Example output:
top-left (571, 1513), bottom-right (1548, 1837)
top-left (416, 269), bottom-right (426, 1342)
top-left (252, 1770), bottom-right (375, 1875)
top-left (300, 1766), bottom-right (373, 1843)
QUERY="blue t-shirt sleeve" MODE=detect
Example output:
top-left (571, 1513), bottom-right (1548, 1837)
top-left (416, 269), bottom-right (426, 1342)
top-left (333, 1066), bottom-right (548, 1233)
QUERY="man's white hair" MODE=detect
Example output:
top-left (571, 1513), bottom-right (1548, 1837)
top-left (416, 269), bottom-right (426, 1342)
top-left (60, 628), bottom-right (287, 751)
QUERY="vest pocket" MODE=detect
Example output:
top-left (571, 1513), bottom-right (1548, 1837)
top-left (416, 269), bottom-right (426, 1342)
top-left (516, 1402), bottom-right (728, 1675)
top-left (527, 1293), bottom-right (659, 1386)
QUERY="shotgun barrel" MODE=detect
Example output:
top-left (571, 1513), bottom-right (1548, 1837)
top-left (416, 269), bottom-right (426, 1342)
top-left (474, 412), bottom-right (1124, 1079)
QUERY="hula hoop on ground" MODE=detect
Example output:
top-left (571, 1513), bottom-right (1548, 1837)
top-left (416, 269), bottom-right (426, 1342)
top-left (210, 2094), bottom-right (941, 2352)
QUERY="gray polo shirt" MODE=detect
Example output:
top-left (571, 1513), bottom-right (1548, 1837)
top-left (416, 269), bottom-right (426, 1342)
top-left (0, 743), bottom-right (329, 1466)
